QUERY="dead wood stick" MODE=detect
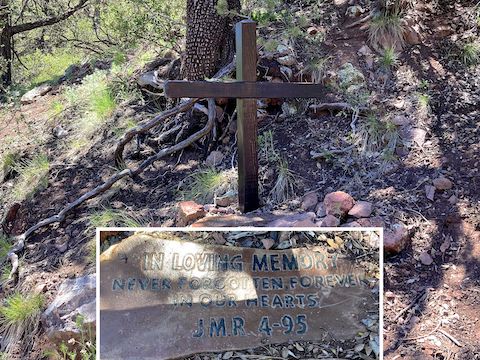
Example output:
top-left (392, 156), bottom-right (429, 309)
top-left (309, 102), bottom-right (367, 113)
top-left (403, 320), bottom-right (441, 341)
top-left (393, 289), bottom-right (430, 321)
top-left (6, 99), bottom-right (217, 281)
top-left (346, 13), bottom-right (373, 29)
top-left (438, 329), bottom-right (463, 347)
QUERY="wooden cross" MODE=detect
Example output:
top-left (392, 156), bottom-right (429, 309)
top-left (165, 20), bottom-right (324, 213)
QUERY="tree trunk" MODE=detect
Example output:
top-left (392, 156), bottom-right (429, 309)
top-left (0, 0), bottom-right (12, 88)
top-left (183, 0), bottom-right (240, 81)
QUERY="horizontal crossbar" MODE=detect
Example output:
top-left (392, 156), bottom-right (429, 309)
top-left (164, 81), bottom-right (326, 99)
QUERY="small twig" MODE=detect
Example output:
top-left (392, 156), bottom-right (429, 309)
top-left (438, 329), bottom-right (463, 347)
top-left (346, 13), bottom-right (373, 29)
top-left (394, 289), bottom-right (430, 321)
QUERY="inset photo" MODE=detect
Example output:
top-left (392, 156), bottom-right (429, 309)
top-left (98, 228), bottom-right (382, 360)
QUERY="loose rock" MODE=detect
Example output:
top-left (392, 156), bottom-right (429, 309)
top-left (433, 177), bottom-right (453, 191)
top-left (318, 215), bottom-right (340, 227)
top-left (324, 191), bottom-right (355, 217)
top-left (205, 151), bottom-right (224, 167)
top-left (177, 201), bottom-right (206, 226)
top-left (348, 201), bottom-right (373, 218)
top-left (42, 274), bottom-right (96, 345)
top-left (301, 192), bottom-right (318, 211)
top-left (20, 83), bottom-right (52, 104)
top-left (384, 224), bottom-right (410, 254)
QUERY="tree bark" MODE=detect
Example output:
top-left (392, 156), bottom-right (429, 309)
top-left (0, 0), bottom-right (12, 87)
top-left (183, 0), bottom-right (240, 81)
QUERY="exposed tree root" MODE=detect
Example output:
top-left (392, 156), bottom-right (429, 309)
top-left (115, 60), bottom-right (235, 167)
top-left (5, 99), bottom-right (217, 282)
top-left (345, 13), bottom-right (373, 29)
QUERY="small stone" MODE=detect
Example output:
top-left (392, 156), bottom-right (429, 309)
top-left (433, 177), bottom-right (453, 191)
top-left (205, 151), bottom-right (224, 166)
top-left (348, 201), bottom-right (373, 218)
top-left (357, 45), bottom-right (373, 57)
top-left (419, 251), bottom-right (433, 265)
top-left (315, 203), bottom-right (327, 217)
top-left (324, 191), bottom-right (355, 217)
top-left (357, 216), bottom-right (385, 228)
top-left (211, 233), bottom-right (226, 245)
top-left (404, 26), bottom-right (422, 45)
top-left (384, 224), bottom-right (410, 254)
top-left (341, 221), bottom-right (361, 227)
top-left (55, 241), bottom-right (68, 253)
top-left (307, 26), bottom-right (318, 35)
top-left (301, 192), bottom-right (318, 211)
top-left (53, 125), bottom-right (68, 138)
top-left (34, 283), bottom-right (47, 294)
top-left (276, 44), bottom-right (290, 56)
top-left (392, 115), bottom-right (410, 126)
top-left (216, 190), bottom-right (237, 207)
top-left (318, 215), bottom-right (341, 227)
top-left (425, 185), bottom-right (436, 201)
top-left (42, 274), bottom-right (96, 345)
top-left (448, 195), bottom-right (457, 205)
top-left (277, 55), bottom-right (296, 66)
top-left (177, 201), bottom-right (206, 226)
top-left (262, 238), bottom-right (275, 250)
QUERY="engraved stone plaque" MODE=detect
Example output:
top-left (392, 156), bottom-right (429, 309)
top-left (100, 234), bottom-right (376, 359)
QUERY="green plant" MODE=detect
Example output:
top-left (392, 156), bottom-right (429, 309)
top-left (1, 152), bottom-right (19, 179)
top-left (181, 168), bottom-right (236, 203)
top-left (44, 315), bottom-right (95, 360)
top-left (0, 292), bottom-right (44, 353)
top-left (258, 130), bottom-right (278, 163)
top-left (380, 47), bottom-right (398, 68)
top-left (268, 158), bottom-right (298, 204)
top-left (368, 11), bottom-right (405, 49)
top-left (50, 100), bottom-right (65, 117)
top-left (86, 208), bottom-right (144, 232)
top-left (86, 238), bottom-right (96, 264)
top-left (418, 93), bottom-right (430, 109)
top-left (12, 154), bottom-right (50, 200)
top-left (17, 48), bottom-right (82, 87)
top-left (0, 235), bottom-right (11, 260)
top-left (461, 41), bottom-right (480, 66)
top-left (419, 79), bottom-right (429, 90)
top-left (358, 113), bottom-right (400, 157)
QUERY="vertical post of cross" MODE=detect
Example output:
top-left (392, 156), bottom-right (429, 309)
top-left (236, 20), bottom-right (259, 213)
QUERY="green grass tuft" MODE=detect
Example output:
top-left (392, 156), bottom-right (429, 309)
top-left (0, 235), bottom-right (11, 260)
top-left (380, 47), bottom-right (398, 68)
top-left (12, 154), bottom-right (49, 200)
top-left (461, 41), bottom-right (480, 66)
top-left (0, 293), bottom-right (43, 325)
top-left (86, 208), bottom-right (144, 233)
top-left (368, 12), bottom-right (405, 49)
top-left (418, 93), bottom-right (430, 109)
top-left (181, 168), bottom-right (237, 204)
top-left (268, 158), bottom-right (298, 204)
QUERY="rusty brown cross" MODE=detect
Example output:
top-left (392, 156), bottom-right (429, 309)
top-left (165, 20), bottom-right (324, 213)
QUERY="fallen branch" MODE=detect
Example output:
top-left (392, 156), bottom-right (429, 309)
top-left (6, 99), bottom-right (216, 281)
top-left (346, 13), bottom-right (373, 29)
top-left (309, 102), bottom-right (367, 113)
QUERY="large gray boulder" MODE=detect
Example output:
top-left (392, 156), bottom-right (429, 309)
top-left (42, 274), bottom-right (96, 344)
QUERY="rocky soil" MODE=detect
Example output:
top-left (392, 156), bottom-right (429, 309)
top-left (0, 0), bottom-right (479, 359)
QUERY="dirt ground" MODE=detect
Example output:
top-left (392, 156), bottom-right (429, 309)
top-left (0, 0), bottom-right (479, 359)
